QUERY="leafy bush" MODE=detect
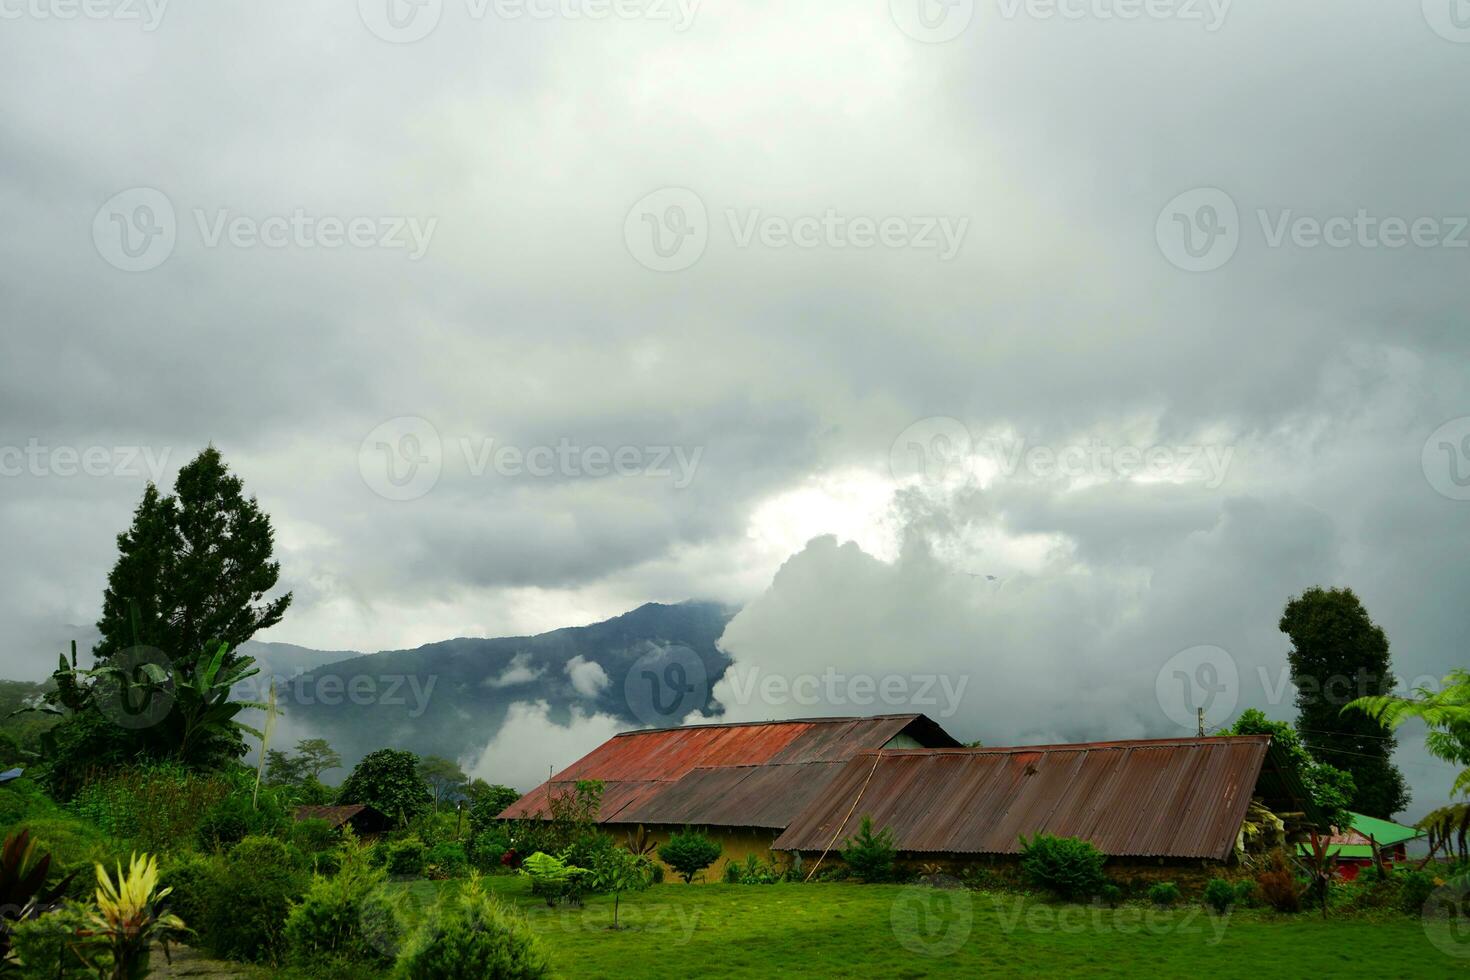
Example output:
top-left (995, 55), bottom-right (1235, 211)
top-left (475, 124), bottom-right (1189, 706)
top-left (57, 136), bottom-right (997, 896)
top-left (723, 853), bottom-right (782, 885)
top-left (10, 901), bottom-right (100, 977)
top-left (284, 849), bottom-right (403, 970)
top-left (1018, 834), bottom-right (1107, 899)
top-left (519, 851), bottom-right (590, 906)
top-left (387, 836), bottom-right (427, 876)
top-left (198, 835), bottom-right (309, 963)
top-left (195, 786), bottom-right (290, 851)
top-left (425, 842), bottom-right (469, 879)
top-left (1098, 882), bottom-right (1123, 908)
top-left (471, 827), bottom-right (512, 871)
top-left (1254, 850), bottom-right (1302, 913)
top-left (158, 851), bottom-right (220, 932)
top-left (1204, 877), bottom-right (1235, 913)
top-left (337, 749), bottom-right (432, 827)
top-left (20, 814), bottom-right (117, 902)
top-left (0, 777), bottom-right (61, 826)
top-left (1234, 879), bottom-right (1259, 907)
top-left (395, 875), bottom-right (549, 979)
top-left (69, 763), bottom-right (232, 853)
top-left (1148, 881), bottom-right (1181, 906)
top-left (467, 786), bottom-right (521, 838)
top-left (659, 828), bottom-right (722, 884)
top-left (841, 817), bottom-right (898, 883)
top-left (1395, 868), bottom-right (1437, 915)
top-left (290, 817), bottom-right (342, 855)
top-left (562, 831), bottom-right (617, 880)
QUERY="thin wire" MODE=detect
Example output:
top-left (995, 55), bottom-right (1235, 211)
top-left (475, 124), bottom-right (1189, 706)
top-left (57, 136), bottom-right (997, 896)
top-left (803, 749), bottom-right (884, 884)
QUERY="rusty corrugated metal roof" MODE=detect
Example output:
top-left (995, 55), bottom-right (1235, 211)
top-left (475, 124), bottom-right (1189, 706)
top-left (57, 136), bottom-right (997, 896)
top-left (294, 804), bottom-right (370, 828)
top-left (498, 714), bottom-right (958, 828)
top-left (771, 736), bottom-right (1281, 860)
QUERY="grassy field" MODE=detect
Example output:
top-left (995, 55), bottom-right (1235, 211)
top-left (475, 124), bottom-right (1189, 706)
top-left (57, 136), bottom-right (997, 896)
top-left (394, 877), bottom-right (1466, 979)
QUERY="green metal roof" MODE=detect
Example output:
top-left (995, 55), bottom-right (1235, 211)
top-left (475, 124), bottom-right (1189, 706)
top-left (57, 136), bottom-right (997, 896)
top-left (1298, 811), bottom-right (1423, 858)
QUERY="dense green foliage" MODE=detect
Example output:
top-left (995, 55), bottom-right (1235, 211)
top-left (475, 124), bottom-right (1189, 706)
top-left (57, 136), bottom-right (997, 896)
top-left (1280, 587), bottom-right (1408, 817)
top-left (197, 835), bottom-right (309, 963)
top-left (387, 836), bottom-right (428, 876)
top-left (337, 749), bottom-right (433, 827)
top-left (1147, 881), bottom-right (1181, 906)
top-left (94, 446), bottom-right (291, 671)
top-left (468, 785), bottom-right (522, 838)
top-left (658, 828), bottom-right (722, 884)
top-left (1204, 877), bottom-right (1235, 913)
top-left (840, 816), bottom-right (898, 883)
top-left (395, 876), bottom-right (550, 979)
top-left (1227, 709), bottom-right (1355, 830)
top-left (284, 844), bottom-right (403, 971)
top-left (1018, 833), bottom-right (1107, 899)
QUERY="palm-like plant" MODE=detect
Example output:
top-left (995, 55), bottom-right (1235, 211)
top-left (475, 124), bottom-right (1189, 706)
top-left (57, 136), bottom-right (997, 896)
top-left (84, 853), bottom-right (187, 980)
top-left (0, 829), bottom-right (78, 962)
top-left (1348, 668), bottom-right (1470, 864)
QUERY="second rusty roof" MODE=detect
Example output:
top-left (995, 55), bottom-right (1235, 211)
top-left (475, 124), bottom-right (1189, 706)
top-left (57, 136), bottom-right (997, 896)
top-left (772, 735), bottom-right (1303, 860)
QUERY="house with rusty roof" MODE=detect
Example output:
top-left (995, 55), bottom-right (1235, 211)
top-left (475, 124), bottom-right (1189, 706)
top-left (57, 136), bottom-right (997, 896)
top-left (498, 714), bottom-right (1324, 878)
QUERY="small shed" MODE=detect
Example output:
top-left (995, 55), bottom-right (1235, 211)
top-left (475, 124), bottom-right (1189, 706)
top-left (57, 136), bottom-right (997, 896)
top-left (1298, 812), bottom-right (1424, 880)
top-left (293, 804), bottom-right (391, 838)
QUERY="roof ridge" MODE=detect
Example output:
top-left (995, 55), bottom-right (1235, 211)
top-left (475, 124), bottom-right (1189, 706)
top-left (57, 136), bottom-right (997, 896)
top-left (856, 734), bottom-right (1270, 755)
top-left (611, 713), bottom-right (923, 736)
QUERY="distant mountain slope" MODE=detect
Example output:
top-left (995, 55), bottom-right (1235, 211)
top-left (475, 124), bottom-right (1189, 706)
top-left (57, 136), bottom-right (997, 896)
top-left (273, 601), bottom-right (736, 771)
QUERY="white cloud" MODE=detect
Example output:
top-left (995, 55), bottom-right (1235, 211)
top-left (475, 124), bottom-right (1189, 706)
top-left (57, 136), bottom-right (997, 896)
top-left (483, 653), bottom-right (545, 689)
top-left (565, 654), bottom-right (610, 699)
top-left (462, 700), bottom-right (626, 792)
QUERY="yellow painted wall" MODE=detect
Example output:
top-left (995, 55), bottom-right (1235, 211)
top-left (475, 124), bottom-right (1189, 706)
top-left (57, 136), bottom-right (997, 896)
top-left (609, 823), bottom-right (792, 883)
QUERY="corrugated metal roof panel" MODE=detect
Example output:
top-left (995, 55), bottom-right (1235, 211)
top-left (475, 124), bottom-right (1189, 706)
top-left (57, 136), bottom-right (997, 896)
top-left (771, 736), bottom-right (1276, 860)
top-left (497, 714), bottom-right (955, 825)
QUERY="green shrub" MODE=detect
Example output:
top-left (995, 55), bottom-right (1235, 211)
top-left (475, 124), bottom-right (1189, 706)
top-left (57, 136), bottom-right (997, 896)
top-left (10, 901), bottom-right (101, 978)
top-left (1098, 882), bottom-right (1123, 908)
top-left (425, 842), bottom-right (469, 879)
top-left (1396, 868), bottom-right (1437, 915)
top-left (562, 831), bottom-right (617, 876)
top-left (395, 876), bottom-right (550, 979)
top-left (471, 827), bottom-right (511, 871)
top-left (387, 836), bottom-right (427, 876)
top-left (19, 814), bottom-right (117, 902)
top-left (337, 749), bottom-right (432, 827)
top-left (199, 835), bottom-right (309, 963)
top-left (519, 851), bottom-right (590, 906)
top-left (1148, 881), bottom-right (1181, 906)
top-left (284, 853), bottom-right (403, 970)
top-left (159, 851), bottom-right (220, 933)
top-left (1018, 834), bottom-right (1107, 899)
top-left (659, 828), bottom-right (722, 884)
top-left (1203, 878), bottom-right (1235, 913)
top-left (0, 778), bottom-right (61, 826)
top-left (723, 853), bottom-right (781, 885)
top-left (467, 786), bottom-right (521, 837)
top-left (70, 763), bottom-right (232, 853)
top-left (1234, 879), bottom-right (1259, 907)
top-left (841, 817), bottom-right (898, 883)
top-left (195, 788), bottom-right (290, 851)
top-left (290, 817), bottom-right (341, 855)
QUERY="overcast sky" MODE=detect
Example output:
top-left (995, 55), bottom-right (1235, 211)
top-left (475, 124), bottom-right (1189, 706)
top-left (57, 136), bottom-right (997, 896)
top-left (3, 2), bottom-right (1468, 815)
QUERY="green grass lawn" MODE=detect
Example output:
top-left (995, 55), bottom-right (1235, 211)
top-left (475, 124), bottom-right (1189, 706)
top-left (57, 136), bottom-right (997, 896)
top-left (394, 877), bottom-right (1467, 979)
